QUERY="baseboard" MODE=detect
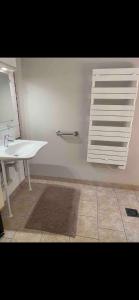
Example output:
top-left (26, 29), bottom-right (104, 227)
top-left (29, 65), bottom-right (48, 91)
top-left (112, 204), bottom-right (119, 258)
top-left (31, 175), bottom-right (139, 191)
top-left (10, 175), bottom-right (139, 193)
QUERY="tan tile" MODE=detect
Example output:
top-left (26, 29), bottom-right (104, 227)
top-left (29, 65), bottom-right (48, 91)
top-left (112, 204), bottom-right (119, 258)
top-left (97, 190), bottom-right (116, 206)
top-left (98, 210), bottom-right (124, 231)
top-left (40, 233), bottom-right (70, 242)
top-left (115, 188), bottom-right (134, 194)
top-left (97, 187), bottom-right (115, 197)
top-left (80, 186), bottom-right (97, 201)
top-left (98, 196), bottom-right (119, 211)
top-left (80, 195), bottom-right (97, 203)
top-left (115, 189), bottom-right (139, 209)
top-left (3, 215), bottom-right (27, 231)
top-left (22, 228), bottom-right (42, 235)
top-left (69, 236), bottom-right (99, 242)
top-left (99, 228), bottom-right (127, 242)
top-left (2, 182), bottom-right (47, 223)
top-left (2, 183), bottom-right (48, 231)
top-left (124, 222), bottom-right (139, 242)
top-left (77, 215), bottom-right (98, 239)
top-left (81, 185), bottom-right (97, 193)
top-left (11, 183), bottom-right (46, 208)
top-left (4, 230), bottom-right (16, 239)
top-left (11, 200), bottom-right (36, 218)
top-left (78, 200), bottom-right (97, 219)
top-left (13, 231), bottom-right (42, 242)
top-left (135, 191), bottom-right (139, 201)
top-left (1, 207), bottom-right (9, 220)
top-left (0, 237), bottom-right (12, 243)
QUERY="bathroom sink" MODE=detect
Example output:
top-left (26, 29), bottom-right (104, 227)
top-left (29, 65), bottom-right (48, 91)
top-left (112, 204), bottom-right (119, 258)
top-left (0, 139), bottom-right (48, 218)
top-left (0, 139), bottom-right (48, 161)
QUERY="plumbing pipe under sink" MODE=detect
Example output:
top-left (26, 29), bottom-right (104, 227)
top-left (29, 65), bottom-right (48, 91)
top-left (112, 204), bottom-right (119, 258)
top-left (5, 161), bottom-right (18, 184)
top-left (0, 159), bottom-right (32, 218)
top-left (0, 161), bottom-right (18, 185)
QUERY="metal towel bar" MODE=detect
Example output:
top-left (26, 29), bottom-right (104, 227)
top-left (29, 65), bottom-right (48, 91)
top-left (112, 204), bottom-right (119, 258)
top-left (56, 130), bottom-right (79, 136)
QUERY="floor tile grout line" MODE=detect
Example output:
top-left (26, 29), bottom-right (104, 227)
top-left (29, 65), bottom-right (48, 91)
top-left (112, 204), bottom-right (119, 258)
top-left (70, 235), bottom-right (98, 240)
top-left (78, 214), bottom-right (97, 219)
top-left (77, 234), bottom-right (99, 240)
top-left (98, 226), bottom-right (125, 232)
top-left (113, 188), bottom-right (128, 242)
top-left (97, 224), bottom-right (125, 232)
top-left (97, 186), bottom-right (125, 233)
top-left (135, 190), bottom-right (139, 204)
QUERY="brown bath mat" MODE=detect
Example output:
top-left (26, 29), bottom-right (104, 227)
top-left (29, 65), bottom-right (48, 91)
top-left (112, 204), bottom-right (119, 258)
top-left (25, 184), bottom-right (80, 237)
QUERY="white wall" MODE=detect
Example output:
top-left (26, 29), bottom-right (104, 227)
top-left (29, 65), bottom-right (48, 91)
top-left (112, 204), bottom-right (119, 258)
top-left (16, 58), bottom-right (139, 185)
top-left (0, 58), bottom-right (16, 68)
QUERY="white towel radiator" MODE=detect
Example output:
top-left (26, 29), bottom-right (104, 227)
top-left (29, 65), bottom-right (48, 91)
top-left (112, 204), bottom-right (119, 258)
top-left (87, 68), bottom-right (139, 169)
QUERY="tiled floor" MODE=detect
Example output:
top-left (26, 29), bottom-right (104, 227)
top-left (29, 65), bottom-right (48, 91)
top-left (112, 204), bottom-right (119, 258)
top-left (1, 178), bottom-right (139, 242)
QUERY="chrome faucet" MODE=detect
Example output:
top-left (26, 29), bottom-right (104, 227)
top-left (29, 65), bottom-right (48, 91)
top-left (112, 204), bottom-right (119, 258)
top-left (4, 134), bottom-right (14, 147)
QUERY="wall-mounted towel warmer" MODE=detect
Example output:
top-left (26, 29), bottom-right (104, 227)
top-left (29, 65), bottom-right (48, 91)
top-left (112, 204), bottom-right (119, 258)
top-left (87, 68), bottom-right (139, 169)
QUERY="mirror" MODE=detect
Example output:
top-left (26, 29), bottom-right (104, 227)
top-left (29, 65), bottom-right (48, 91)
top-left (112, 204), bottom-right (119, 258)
top-left (0, 72), bottom-right (14, 124)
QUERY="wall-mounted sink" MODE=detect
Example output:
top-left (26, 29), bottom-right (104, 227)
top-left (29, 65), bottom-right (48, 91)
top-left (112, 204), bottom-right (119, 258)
top-left (0, 139), bottom-right (48, 218)
top-left (0, 139), bottom-right (48, 160)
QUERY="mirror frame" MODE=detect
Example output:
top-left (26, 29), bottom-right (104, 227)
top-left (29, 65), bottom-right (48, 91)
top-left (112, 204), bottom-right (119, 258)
top-left (0, 70), bottom-right (20, 138)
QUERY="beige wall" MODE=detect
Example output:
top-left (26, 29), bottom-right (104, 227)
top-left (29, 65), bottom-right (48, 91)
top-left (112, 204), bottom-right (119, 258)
top-left (16, 58), bottom-right (139, 185)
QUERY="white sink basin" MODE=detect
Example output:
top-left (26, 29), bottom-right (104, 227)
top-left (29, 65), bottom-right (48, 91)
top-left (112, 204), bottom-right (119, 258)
top-left (0, 139), bottom-right (48, 160)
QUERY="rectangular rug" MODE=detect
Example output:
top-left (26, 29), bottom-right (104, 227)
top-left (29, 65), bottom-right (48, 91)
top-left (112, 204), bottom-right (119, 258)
top-left (25, 184), bottom-right (80, 237)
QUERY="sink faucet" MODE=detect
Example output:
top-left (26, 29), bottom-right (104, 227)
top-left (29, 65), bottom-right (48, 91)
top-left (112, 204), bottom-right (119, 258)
top-left (4, 134), bottom-right (14, 147)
